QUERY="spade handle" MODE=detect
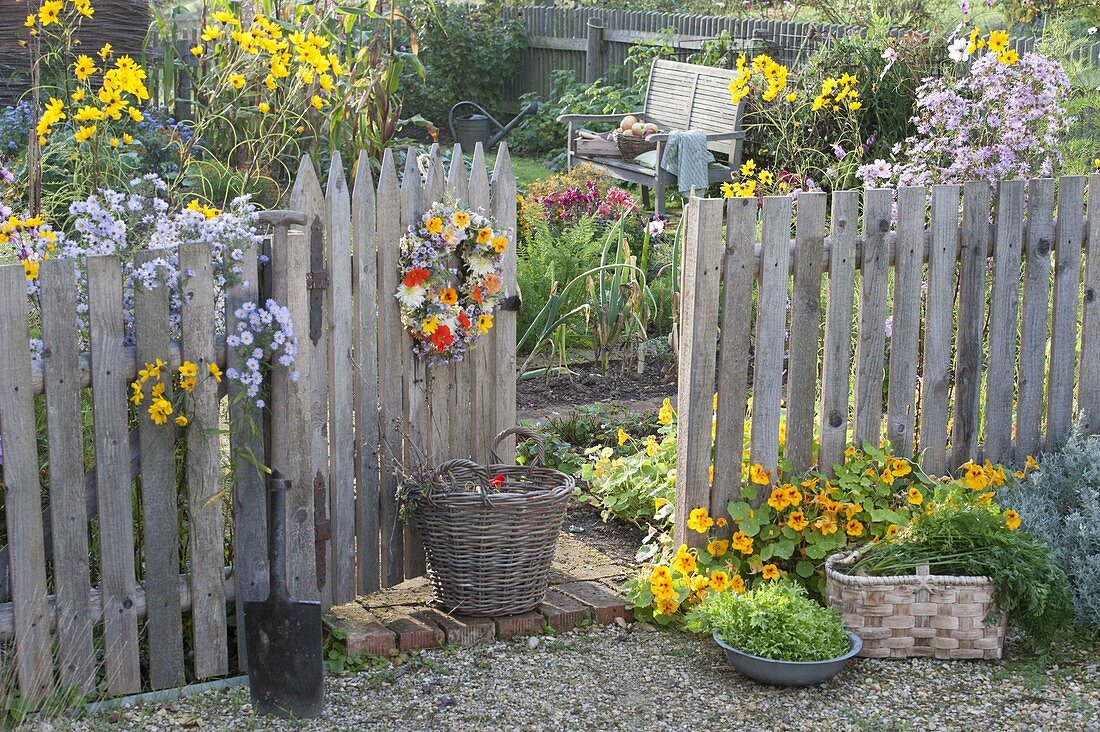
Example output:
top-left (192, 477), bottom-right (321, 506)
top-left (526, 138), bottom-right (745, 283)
top-left (267, 470), bottom-right (292, 599)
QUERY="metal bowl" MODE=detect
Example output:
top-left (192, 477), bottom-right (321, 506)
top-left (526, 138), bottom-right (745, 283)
top-left (712, 629), bottom-right (862, 686)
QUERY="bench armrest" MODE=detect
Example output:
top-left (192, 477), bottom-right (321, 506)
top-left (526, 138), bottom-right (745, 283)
top-left (645, 130), bottom-right (745, 143)
top-left (556, 112), bottom-right (643, 124)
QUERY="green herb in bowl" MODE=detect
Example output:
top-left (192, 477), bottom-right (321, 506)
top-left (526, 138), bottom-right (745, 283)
top-left (686, 581), bottom-right (851, 662)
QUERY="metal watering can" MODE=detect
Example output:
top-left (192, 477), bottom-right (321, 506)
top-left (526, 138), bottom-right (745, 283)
top-left (448, 100), bottom-right (540, 151)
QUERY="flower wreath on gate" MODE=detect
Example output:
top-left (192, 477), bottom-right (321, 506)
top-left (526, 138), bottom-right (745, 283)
top-left (395, 200), bottom-right (510, 364)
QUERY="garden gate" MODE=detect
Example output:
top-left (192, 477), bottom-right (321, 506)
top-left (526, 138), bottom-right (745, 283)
top-left (0, 143), bottom-right (517, 702)
top-left (673, 175), bottom-right (1099, 546)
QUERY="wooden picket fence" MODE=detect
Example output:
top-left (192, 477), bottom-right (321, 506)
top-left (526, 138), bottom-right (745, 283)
top-left (673, 174), bottom-right (1100, 545)
top-left (0, 142), bottom-right (517, 702)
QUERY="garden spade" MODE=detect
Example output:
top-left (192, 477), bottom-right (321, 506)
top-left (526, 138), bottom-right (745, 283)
top-left (245, 471), bottom-right (324, 719)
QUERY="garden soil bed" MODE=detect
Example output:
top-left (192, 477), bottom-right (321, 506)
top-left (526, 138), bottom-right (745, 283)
top-left (517, 356), bottom-right (676, 413)
top-left (563, 499), bottom-right (647, 568)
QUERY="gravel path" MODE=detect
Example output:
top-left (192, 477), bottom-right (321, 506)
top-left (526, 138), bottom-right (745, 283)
top-left (53, 626), bottom-right (1099, 732)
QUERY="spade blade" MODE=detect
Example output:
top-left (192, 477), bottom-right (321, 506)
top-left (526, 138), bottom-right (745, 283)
top-left (244, 594), bottom-right (324, 719)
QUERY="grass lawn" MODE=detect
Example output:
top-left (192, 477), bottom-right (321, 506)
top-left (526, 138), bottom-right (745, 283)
top-left (487, 152), bottom-right (555, 190)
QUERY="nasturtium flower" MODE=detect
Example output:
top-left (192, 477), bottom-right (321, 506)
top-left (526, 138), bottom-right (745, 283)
top-left (709, 571), bottom-right (729, 592)
top-left (452, 211), bottom-right (471, 228)
top-left (440, 288), bottom-right (458, 306)
top-left (687, 507), bottom-right (714, 534)
top-left (657, 397), bottom-right (674, 425)
top-left (1004, 509), bottom-right (1022, 530)
top-left (617, 428), bottom-right (629, 446)
top-left (845, 518), bottom-right (864, 537)
top-left (815, 513), bottom-right (838, 535)
top-left (731, 531), bottom-right (754, 555)
top-left (761, 564), bottom-right (780, 580)
top-left (767, 488), bottom-right (789, 511)
top-left (749, 463), bottom-right (770, 485)
top-left (706, 539), bottom-right (729, 557)
top-left (644, 435), bottom-right (659, 457)
top-left (962, 462), bottom-right (988, 491)
top-left (885, 524), bottom-right (900, 538)
top-left (907, 487), bottom-right (924, 505)
top-left (787, 511), bottom-right (808, 532)
top-left (729, 574), bottom-right (746, 594)
top-left (491, 235), bottom-right (509, 254)
top-left (671, 545), bottom-right (697, 575)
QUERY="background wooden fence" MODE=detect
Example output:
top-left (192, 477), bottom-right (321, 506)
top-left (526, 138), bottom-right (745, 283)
top-left (672, 174), bottom-right (1100, 546)
top-left (500, 5), bottom-right (1100, 104)
top-left (0, 143), bottom-right (517, 702)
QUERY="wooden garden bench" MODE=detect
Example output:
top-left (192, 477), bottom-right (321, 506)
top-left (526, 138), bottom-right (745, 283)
top-left (558, 59), bottom-right (746, 216)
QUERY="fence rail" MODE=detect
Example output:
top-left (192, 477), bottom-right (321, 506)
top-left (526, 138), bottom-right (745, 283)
top-left (500, 6), bottom-right (1100, 104)
top-left (672, 174), bottom-right (1100, 547)
top-left (0, 143), bottom-right (518, 703)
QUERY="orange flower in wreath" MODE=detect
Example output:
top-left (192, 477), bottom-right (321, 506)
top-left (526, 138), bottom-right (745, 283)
top-left (440, 287), bottom-right (458, 306)
top-left (483, 273), bottom-right (502, 295)
top-left (403, 267), bottom-right (430, 287)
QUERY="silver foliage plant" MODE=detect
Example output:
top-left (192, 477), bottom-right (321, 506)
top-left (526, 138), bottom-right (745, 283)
top-left (998, 427), bottom-right (1100, 627)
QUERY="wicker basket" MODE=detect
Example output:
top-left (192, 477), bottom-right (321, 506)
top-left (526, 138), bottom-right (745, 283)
top-left (404, 427), bottom-right (572, 617)
top-left (614, 130), bottom-right (659, 162)
top-left (825, 548), bottom-right (1006, 660)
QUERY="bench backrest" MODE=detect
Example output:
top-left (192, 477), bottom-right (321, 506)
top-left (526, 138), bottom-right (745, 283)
top-left (644, 59), bottom-right (745, 159)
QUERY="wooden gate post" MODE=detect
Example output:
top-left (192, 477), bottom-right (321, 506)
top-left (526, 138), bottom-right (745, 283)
top-left (672, 197), bottom-right (723, 548)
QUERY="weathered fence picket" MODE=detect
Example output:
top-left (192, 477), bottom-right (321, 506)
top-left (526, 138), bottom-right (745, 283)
top-left (179, 244), bottom-right (229, 680)
top-left (1048, 176), bottom-right (1086, 450)
top-left (675, 175), bottom-right (1096, 541)
top-left (38, 259), bottom-right (96, 694)
top-left (134, 250), bottom-right (185, 689)
top-left (0, 265), bottom-right (54, 703)
top-left (289, 157), bottom-right (328, 605)
top-left (818, 191), bottom-right (857, 471)
top-left (885, 186), bottom-right (924, 459)
top-left (352, 151), bottom-right (382, 596)
top-left (88, 255), bottom-right (142, 695)
top-left (950, 182), bottom-right (990, 468)
top-left (326, 152), bottom-right (357, 607)
top-left (918, 184), bottom-right (960, 475)
top-left (375, 149), bottom-right (406, 587)
top-left (710, 197), bottom-right (756, 522)
top-left (1016, 178), bottom-right (1055, 458)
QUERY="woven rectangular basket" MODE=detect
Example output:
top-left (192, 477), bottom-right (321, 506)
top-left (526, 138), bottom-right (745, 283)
top-left (825, 548), bottom-right (1006, 660)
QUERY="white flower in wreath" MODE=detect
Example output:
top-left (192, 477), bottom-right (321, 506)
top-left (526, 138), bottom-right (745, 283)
top-left (442, 225), bottom-right (463, 247)
top-left (467, 256), bottom-right (497, 278)
top-left (397, 283), bottom-right (427, 310)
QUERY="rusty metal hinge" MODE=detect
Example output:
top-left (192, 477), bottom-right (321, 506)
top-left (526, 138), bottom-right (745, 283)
top-left (313, 470), bottom-right (331, 592)
top-left (307, 217), bottom-right (328, 346)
